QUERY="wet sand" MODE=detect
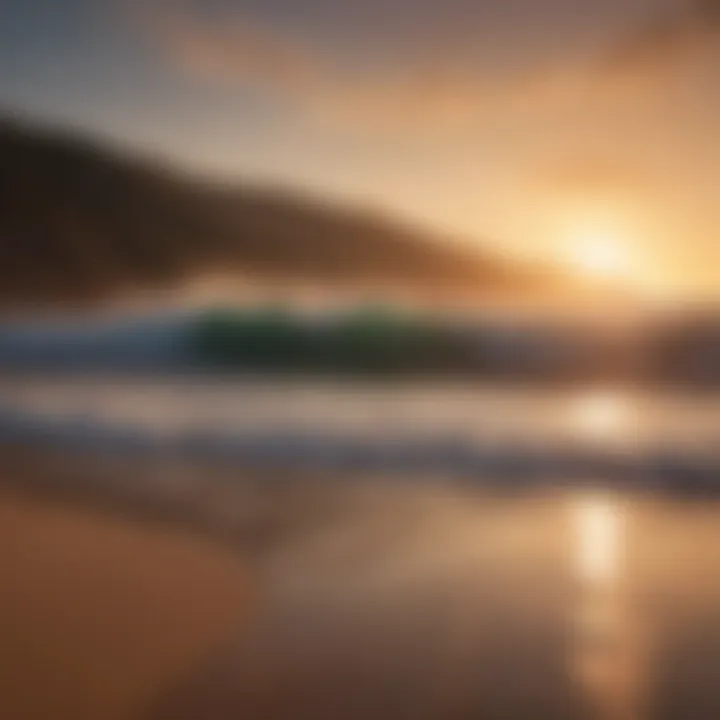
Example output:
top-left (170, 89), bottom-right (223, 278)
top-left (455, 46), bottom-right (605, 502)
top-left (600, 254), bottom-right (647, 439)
top-left (5, 447), bottom-right (720, 720)
top-left (0, 449), bottom-right (584, 720)
top-left (0, 481), bottom-right (250, 720)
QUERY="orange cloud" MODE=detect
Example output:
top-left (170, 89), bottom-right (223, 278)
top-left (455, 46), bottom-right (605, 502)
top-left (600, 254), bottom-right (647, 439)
top-left (133, 2), bottom-right (500, 131)
top-left (600, 0), bottom-right (720, 73)
top-left (137, 3), bottom-right (324, 96)
top-left (131, 1), bottom-right (718, 134)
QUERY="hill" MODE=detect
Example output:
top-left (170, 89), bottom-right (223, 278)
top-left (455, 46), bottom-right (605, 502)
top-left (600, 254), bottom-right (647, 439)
top-left (0, 115), bottom-right (549, 309)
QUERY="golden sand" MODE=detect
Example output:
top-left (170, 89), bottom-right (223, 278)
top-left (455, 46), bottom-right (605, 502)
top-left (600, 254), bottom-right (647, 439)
top-left (0, 487), bottom-right (250, 720)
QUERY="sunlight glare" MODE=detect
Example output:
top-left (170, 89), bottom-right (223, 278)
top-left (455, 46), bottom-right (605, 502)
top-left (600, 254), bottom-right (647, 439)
top-left (570, 391), bottom-right (630, 443)
top-left (574, 495), bottom-right (623, 587)
top-left (564, 226), bottom-right (632, 279)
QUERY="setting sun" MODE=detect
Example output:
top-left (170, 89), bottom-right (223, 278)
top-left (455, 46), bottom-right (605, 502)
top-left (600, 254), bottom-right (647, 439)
top-left (566, 230), bottom-right (631, 279)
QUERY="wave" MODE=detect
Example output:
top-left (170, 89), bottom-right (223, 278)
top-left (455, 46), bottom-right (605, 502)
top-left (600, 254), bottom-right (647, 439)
top-left (0, 406), bottom-right (717, 490)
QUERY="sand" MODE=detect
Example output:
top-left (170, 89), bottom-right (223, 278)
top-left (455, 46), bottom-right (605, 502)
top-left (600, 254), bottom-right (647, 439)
top-left (0, 484), bottom-right (251, 720)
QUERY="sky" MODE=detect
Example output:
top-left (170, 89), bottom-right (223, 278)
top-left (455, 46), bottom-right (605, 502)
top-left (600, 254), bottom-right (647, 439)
top-left (0, 0), bottom-right (718, 298)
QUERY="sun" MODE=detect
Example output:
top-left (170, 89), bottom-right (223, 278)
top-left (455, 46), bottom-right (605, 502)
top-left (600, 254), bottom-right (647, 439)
top-left (566, 229), bottom-right (630, 279)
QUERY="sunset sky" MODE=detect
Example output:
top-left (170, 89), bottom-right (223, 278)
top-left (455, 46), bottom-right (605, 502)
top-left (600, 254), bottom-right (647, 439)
top-left (0, 0), bottom-right (718, 297)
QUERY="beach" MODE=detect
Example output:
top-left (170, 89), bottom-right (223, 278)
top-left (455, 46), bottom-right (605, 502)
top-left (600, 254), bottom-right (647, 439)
top-left (4, 446), bottom-right (720, 719)
top-left (0, 454), bottom-right (251, 720)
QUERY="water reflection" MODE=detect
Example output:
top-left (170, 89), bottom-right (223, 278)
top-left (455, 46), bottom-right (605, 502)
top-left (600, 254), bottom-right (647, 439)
top-left (575, 495), bottom-right (623, 586)
top-left (571, 494), bottom-right (648, 719)
top-left (568, 391), bottom-right (633, 445)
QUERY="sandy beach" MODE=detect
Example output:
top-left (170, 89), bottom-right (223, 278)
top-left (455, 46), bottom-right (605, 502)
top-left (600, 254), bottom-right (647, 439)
top-left (0, 464), bottom-right (251, 720)
top-left (5, 446), bottom-right (720, 720)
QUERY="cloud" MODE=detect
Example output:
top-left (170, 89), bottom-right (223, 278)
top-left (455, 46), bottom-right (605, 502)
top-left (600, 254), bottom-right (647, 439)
top-left (137, 3), bottom-right (325, 96)
top-left (132, 1), bottom-right (504, 131)
top-left (132, 2), bottom-right (604, 128)
top-left (131, 0), bottom-right (719, 134)
top-left (599, 0), bottom-right (720, 73)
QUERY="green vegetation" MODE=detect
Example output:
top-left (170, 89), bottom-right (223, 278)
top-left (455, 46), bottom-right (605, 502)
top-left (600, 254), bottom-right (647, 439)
top-left (192, 306), bottom-right (466, 375)
top-left (193, 307), bottom-right (311, 369)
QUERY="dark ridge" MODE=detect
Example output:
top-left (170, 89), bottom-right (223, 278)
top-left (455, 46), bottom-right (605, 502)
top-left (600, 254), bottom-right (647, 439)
top-left (0, 112), bottom-right (550, 309)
